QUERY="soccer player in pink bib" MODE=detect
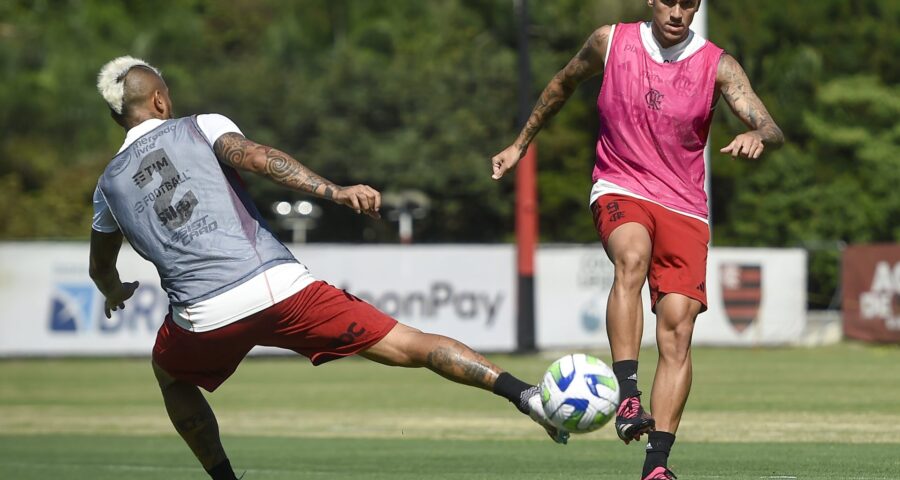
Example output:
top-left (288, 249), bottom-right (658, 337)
top-left (491, 1), bottom-right (783, 479)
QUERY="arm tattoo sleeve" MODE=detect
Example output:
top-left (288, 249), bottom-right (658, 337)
top-left (717, 54), bottom-right (785, 145)
top-left (214, 132), bottom-right (340, 198)
top-left (515, 28), bottom-right (608, 156)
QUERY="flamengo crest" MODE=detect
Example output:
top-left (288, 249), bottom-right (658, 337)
top-left (720, 264), bottom-right (762, 333)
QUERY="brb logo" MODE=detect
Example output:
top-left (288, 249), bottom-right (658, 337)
top-left (860, 261), bottom-right (900, 331)
top-left (48, 281), bottom-right (166, 334)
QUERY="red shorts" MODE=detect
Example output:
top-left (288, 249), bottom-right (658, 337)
top-left (152, 281), bottom-right (397, 392)
top-left (592, 194), bottom-right (709, 312)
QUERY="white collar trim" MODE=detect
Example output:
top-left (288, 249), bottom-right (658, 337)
top-left (639, 21), bottom-right (706, 64)
top-left (117, 118), bottom-right (166, 154)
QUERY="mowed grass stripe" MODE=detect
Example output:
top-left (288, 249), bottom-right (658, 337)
top-left (3, 405), bottom-right (900, 443)
top-left (1, 344), bottom-right (898, 434)
top-left (0, 435), bottom-right (898, 480)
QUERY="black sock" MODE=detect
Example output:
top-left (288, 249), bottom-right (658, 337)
top-left (643, 431), bottom-right (676, 478)
top-left (492, 372), bottom-right (534, 414)
top-left (612, 360), bottom-right (640, 399)
top-left (207, 459), bottom-right (238, 480)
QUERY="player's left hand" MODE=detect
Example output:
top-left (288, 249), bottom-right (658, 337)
top-left (104, 281), bottom-right (139, 318)
top-left (720, 132), bottom-right (765, 159)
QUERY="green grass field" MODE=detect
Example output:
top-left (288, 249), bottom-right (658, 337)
top-left (2, 343), bottom-right (899, 479)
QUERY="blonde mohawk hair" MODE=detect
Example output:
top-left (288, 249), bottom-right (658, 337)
top-left (96, 56), bottom-right (161, 114)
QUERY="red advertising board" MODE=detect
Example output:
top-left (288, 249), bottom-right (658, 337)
top-left (842, 244), bottom-right (900, 343)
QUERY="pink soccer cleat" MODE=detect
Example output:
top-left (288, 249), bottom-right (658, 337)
top-left (615, 392), bottom-right (655, 444)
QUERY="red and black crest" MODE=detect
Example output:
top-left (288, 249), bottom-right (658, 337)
top-left (720, 264), bottom-right (762, 333)
top-left (645, 88), bottom-right (664, 110)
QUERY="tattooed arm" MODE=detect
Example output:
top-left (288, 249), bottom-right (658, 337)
top-left (213, 132), bottom-right (381, 218)
top-left (717, 53), bottom-right (784, 159)
top-left (491, 25), bottom-right (610, 180)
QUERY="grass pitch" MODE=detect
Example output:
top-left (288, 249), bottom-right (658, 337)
top-left (1, 343), bottom-right (898, 479)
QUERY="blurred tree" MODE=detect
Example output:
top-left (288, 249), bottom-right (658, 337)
top-left (720, 75), bottom-right (900, 306)
top-left (1, 0), bottom-right (897, 307)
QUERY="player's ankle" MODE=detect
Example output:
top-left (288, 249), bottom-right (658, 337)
top-left (612, 360), bottom-right (640, 399)
top-left (207, 458), bottom-right (239, 480)
top-left (492, 372), bottom-right (533, 413)
top-left (642, 431), bottom-right (675, 477)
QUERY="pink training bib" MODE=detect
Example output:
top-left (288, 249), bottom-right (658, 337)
top-left (593, 22), bottom-right (723, 219)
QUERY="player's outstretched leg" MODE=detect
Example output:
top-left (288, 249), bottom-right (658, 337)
top-left (152, 361), bottom-right (240, 480)
top-left (360, 322), bottom-right (569, 444)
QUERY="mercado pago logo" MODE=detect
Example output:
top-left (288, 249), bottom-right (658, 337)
top-left (341, 281), bottom-right (504, 327)
top-left (48, 281), bottom-right (167, 334)
top-left (860, 261), bottom-right (900, 331)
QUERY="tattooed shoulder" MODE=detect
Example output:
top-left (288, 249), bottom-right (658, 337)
top-left (213, 132), bottom-right (254, 169)
top-left (593, 25), bottom-right (612, 57)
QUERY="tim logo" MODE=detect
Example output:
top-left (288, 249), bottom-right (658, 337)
top-left (48, 282), bottom-right (164, 334)
top-left (720, 264), bottom-right (762, 333)
top-left (645, 88), bottom-right (664, 111)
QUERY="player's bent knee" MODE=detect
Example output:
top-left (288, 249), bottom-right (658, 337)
top-left (613, 252), bottom-right (649, 289)
top-left (671, 321), bottom-right (695, 345)
top-left (615, 249), bottom-right (648, 272)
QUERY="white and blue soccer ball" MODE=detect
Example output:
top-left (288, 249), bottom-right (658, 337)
top-left (540, 353), bottom-right (620, 433)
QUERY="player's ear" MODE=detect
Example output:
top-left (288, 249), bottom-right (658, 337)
top-left (152, 90), bottom-right (164, 112)
top-left (152, 89), bottom-right (171, 118)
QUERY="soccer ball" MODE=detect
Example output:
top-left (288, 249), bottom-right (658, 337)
top-left (540, 353), bottom-right (620, 433)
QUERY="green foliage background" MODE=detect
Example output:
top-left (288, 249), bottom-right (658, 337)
top-left (1, 0), bottom-right (897, 306)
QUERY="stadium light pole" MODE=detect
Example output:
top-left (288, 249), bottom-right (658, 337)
top-left (514, 0), bottom-right (537, 353)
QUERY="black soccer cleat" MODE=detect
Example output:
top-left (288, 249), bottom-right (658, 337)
top-left (615, 392), bottom-right (655, 444)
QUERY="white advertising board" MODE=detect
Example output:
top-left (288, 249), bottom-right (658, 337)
top-left (0, 242), bottom-right (807, 355)
top-left (536, 246), bottom-right (807, 348)
top-left (0, 243), bottom-right (170, 356)
top-left (291, 245), bottom-right (515, 351)
top-left (0, 243), bottom-right (515, 356)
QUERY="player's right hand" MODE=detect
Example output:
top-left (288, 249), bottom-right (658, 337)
top-left (491, 144), bottom-right (524, 180)
top-left (333, 184), bottom-right (381, 219)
